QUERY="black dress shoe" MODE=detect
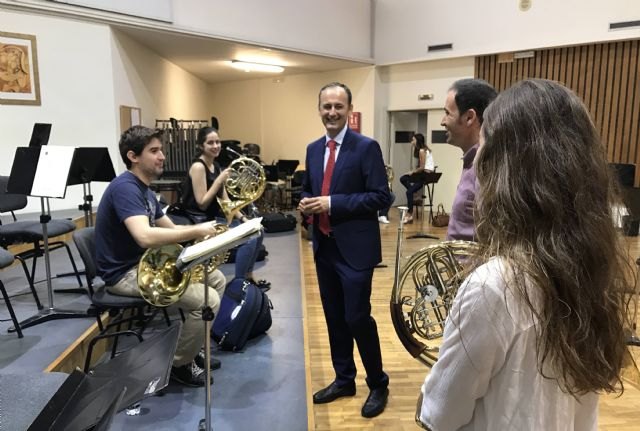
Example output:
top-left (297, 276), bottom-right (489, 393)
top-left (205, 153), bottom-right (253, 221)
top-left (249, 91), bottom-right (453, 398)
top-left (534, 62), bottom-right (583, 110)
top-left (361, 387), bottom-right (389, 418)
top-left (313, 381), bottom-right (356, 404)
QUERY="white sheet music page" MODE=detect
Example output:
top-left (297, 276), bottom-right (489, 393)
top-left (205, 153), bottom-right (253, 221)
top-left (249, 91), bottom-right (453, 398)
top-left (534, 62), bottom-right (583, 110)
top-left (31, 146), bottom-right (75, 198)
top-left (178, 218), bottom-right (263, 265)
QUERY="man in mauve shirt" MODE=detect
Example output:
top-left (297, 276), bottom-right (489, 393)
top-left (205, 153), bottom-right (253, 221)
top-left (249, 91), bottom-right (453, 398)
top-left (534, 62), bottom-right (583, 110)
top-left (441, 79), bottom-right (497, 241)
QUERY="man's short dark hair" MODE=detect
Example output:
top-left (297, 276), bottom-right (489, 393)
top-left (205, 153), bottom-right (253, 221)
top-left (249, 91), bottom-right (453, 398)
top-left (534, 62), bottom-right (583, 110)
top-left (119, 125), bottom-right (164, 169)
top-left (450, 79), bottom-right (497, 124)
top-left (318, 82), bottom-right (352, 107)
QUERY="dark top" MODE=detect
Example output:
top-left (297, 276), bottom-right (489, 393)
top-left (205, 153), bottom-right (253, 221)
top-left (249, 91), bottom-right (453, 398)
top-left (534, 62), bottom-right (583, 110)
top-left (181, 159), bottom-right (223, 221)
top-left (95, 171), bottom-right (164, 285)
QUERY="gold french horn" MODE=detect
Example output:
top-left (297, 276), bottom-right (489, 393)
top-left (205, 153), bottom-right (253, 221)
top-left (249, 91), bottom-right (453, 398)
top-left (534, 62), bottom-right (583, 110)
top-left (138, 156), bottom-right (267, 307)
top-left (137, 224), bottom-right (230, 307)
top-left (390, 208), bottom-right (478, 367)
top-left (217, 157), bottom-right (266, 223)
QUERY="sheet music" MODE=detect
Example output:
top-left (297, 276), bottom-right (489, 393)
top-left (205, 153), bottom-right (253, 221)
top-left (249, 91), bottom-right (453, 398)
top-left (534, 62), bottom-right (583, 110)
top-left (178, 218), bottom-right (263, 266)
top-left (31, 146), bottom-right (75, 198)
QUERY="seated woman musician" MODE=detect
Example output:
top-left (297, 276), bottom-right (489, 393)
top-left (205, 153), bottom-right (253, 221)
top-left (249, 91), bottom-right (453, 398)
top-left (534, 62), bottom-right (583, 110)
top-left (417, 79), bottom-right (630, 431)
top-left (399, 133), bottom-right (434, 224)
top-left (181, 126), bottom-right (270, 290)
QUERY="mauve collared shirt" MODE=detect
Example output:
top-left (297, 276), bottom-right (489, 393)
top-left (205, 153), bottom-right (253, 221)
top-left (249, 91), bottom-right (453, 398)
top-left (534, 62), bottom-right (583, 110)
top-left (446, 144), bottom-right (478, 241)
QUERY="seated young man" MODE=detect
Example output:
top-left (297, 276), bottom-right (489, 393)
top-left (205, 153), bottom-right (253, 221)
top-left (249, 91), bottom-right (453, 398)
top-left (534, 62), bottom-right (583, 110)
top-left (95, 125), bottom-right (226, 387)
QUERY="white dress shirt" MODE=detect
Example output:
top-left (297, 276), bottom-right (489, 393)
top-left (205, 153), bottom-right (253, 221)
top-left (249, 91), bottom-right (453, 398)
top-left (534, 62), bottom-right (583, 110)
top-left (420, 257), bottom-right (598, 431)
top-left (322, 124), bottom-right (348, 212)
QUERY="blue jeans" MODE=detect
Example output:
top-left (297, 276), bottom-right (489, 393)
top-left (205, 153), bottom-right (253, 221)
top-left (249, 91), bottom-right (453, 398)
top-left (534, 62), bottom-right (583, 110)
top-left (217, 218), bottom-right (264, 278)
top-left (400, 175), bottom-right (424, 212)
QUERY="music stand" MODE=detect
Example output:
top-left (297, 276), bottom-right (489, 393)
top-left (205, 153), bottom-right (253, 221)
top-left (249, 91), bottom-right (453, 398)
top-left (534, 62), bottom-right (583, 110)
top-left (276, 159), bottom-right (299, 179)
top-left (27, 323), bottom-right (179, 430)
top-left (7, 145), bottom-right (88, 330)
top-left (407, 171), bottom-right (442, 240)
top-left (176, 218), bottom-right (263, 431)
top-left (29, 123), bottom-right (52, 148)
top-left (67, 147), bottom-right (116, 228)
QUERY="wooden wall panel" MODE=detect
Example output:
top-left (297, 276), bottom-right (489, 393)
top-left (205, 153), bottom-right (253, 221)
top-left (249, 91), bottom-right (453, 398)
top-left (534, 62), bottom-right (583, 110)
top-left (476, 39), bottom-right (640, 185)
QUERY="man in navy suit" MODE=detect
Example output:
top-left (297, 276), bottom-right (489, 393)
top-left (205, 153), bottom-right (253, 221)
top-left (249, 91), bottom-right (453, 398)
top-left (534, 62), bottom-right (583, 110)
top-left (299, 82), bottom-right (392, 418)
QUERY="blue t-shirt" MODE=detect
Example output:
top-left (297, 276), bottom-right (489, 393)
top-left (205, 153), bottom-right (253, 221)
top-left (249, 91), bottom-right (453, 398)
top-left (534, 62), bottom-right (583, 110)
top-left (95, 171), bottom-right (164, 285)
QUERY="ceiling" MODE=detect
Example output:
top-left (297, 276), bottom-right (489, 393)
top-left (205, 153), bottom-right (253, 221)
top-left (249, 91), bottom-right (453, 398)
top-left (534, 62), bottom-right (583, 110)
top-left (114, 25), bottom-right (372, 84)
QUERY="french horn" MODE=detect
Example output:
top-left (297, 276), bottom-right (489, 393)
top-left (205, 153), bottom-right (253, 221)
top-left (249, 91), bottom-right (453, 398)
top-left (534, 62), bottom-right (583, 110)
top-left (390, 207), bottom-right (478, 367)
top-left (138, 155), bottom-right (267, 307)
top-left (137, 224), bottom-right (230, 307)
top-left (217, 156), bottom-right (267, 223)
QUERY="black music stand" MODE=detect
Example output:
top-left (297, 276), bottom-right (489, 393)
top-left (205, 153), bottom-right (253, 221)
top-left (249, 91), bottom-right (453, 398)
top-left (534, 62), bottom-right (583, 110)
top-left (7, 145), bottom-right (88, 330)
top-left (176, 218), bottom-right (263, 431)
top-left (67, 147), bottom-right (116, 228)
top-left (407, 171), bottom-right (442, 240)
top-left (52, 148), bottom-right (117, 292)
top-left (27, 323), bottom-right (179, 430)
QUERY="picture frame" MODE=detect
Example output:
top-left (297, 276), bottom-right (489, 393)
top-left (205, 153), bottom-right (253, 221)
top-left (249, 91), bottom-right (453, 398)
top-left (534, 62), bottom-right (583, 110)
top-left (0, 31), bottom-right (41, 106)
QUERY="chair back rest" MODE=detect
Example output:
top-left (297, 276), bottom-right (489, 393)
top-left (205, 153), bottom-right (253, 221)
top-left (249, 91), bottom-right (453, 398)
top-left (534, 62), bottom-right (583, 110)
top-left (72, 227), bottom-right (98, 293)
top-left (0, 176), bottom-right (28, 215)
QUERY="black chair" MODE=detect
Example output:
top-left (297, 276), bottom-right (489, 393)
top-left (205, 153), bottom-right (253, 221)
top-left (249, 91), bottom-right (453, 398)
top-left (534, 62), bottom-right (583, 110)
top-left (0, 248), bottom-right (23, 338)
top-left (72, 227), bottom-right (171, 366)
top-left (0, 176), bottom-right (83, 297)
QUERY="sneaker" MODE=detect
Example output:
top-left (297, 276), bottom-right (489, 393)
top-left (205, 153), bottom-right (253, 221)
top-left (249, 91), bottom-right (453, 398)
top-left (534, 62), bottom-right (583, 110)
top-left (170, 360), bottom-right (207, 387)
top-left (195, 348), bottom-right (221, 370)
top-left (378, 216), bottom-right (390, 224)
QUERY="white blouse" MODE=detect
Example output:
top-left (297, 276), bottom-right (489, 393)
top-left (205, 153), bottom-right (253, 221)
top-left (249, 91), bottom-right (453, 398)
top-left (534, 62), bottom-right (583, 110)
top-left (423, 150), bottom-right (435, 172)
top-left (419, 258), bottom-right (598, 431)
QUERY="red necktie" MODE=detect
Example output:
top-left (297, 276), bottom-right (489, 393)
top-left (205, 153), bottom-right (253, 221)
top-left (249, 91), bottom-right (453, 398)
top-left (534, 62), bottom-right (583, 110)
top-left (318, 140), bottom-right (336, 235)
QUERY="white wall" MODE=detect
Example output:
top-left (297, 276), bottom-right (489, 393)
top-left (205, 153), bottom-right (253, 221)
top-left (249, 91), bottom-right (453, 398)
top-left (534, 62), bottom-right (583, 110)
top-left (172, 0), bottom-right (373, 61)
top-left (375, 0), bottom-right (640, 65)
top-left (207, 67), bottom-right (377, 166)
top-left (110, 30), bottom-right (211, 136)
top-left (0, 9), bottom-right (118, 214)
top-left (376, 57), bottom-right (475, 212)
top-left (6, 0), bottom-right (374, 61)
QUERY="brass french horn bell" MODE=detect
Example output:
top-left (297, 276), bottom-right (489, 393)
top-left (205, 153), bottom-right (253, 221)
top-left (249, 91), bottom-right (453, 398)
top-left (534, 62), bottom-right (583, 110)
top-left (217, 157), bottom-right (266, 223)
top-left (137, 224), bottom-right (229, 307)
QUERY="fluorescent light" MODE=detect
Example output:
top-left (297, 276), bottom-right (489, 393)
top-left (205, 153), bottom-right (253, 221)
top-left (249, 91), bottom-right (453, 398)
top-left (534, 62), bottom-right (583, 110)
top-left (230, 61), bottom-right (284, 73)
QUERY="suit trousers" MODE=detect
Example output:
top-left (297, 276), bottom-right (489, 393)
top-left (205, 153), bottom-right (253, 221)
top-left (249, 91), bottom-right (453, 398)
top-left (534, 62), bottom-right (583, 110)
top-left (108, 266), bottom-right (227, 367)
top-left (314, 234), bottom-right (389, 390)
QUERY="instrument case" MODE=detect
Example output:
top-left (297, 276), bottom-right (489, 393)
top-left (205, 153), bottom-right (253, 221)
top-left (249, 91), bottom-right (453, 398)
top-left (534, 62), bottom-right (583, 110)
top-left (212, 278), bottom-right (272, 351)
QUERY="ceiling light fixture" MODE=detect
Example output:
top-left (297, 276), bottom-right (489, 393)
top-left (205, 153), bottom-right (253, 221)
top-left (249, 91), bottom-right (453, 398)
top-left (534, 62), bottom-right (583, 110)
top-left (230, 60), bottom-right (284, 73)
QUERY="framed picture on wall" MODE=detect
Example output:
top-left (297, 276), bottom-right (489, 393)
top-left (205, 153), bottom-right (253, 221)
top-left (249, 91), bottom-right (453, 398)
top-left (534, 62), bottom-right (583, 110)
top-left (0, 31), bottom-right (41, 106)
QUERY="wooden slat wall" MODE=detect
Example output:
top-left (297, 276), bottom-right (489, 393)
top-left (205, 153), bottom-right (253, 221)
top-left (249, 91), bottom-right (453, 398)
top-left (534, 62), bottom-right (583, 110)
top-left (476, 40), bottom-right (640, 185)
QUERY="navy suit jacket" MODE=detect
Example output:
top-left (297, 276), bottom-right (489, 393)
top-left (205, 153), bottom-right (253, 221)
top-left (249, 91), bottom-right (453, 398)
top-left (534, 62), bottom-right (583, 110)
top-left (302, 128), bottom-right (392, 270)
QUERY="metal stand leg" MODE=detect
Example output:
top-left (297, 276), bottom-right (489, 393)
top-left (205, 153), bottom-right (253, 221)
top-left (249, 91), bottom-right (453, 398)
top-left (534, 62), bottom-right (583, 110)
top-left (8, 198), bottom-right (88, 333)
top-left (407, 182), bottom-right (438, 240)
top-left (198, 258), bottom-right (214, 431)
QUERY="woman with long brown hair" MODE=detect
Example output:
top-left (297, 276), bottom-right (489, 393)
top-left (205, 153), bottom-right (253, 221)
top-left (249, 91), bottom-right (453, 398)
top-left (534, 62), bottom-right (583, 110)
top-left (418, 79), bottom-right (630, 430)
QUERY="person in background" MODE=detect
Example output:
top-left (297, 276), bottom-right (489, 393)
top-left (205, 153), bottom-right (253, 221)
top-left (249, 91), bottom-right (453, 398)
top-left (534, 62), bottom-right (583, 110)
top-left (418, 79), bottom-right (630, 431)
top-left (441, 78), bottom-right (497, 240)
top-left (399, 133), bottom-right (434, 224)
top-left (299, 82), bottom-right (392, 418)
top-left (180, 127), bottom-right (270, 291)
top-left (95, 125), bottom-right (226, 387)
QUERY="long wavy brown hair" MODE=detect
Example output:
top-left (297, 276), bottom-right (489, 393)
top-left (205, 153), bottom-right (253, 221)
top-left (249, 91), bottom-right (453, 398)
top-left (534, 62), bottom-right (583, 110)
top-left (474, 79), bottom-right (630, 395)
